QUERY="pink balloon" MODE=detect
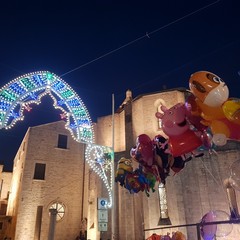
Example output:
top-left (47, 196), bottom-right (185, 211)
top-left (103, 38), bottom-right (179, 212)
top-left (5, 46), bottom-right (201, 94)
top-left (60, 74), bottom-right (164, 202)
top-left (155, 103), bottom-right (202, 156)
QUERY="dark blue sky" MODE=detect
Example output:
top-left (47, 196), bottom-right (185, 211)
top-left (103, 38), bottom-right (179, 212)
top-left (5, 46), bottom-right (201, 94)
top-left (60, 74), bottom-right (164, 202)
top-left (0, 0), bottom-right (240, 170)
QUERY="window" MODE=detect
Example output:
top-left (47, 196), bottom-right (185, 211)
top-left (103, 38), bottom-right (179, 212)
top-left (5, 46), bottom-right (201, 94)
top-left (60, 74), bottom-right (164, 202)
top-left (0, 203), bottom-right (7, 215)
top-left (49, 202), bottom-right (66, 222)
top-left (57, 134), bottom-right (68, 149)
top-left (34, 206), bottom-right (43, 240)
top-left (156, 99), bottom-right (166, 129)
top-left (33, 163), bottom-right (46, 180)
top-left (158, 183), bottom-right (171, 225)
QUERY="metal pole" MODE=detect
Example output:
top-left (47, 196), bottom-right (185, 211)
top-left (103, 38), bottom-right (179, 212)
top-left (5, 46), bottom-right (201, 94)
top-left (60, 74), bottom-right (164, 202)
top-left (111, 93), bottom-right (115, 240)
top-left (144, 219), bottom-right (240, 238)
top-left (48, 209), bottom-right (57, 240)
top-left (196, 223), bottom-right (201, 240)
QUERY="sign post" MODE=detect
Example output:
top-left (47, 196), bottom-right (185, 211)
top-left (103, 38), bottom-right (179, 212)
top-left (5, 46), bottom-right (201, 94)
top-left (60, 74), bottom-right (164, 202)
top-left (97, 198), bottom-right (108, 232)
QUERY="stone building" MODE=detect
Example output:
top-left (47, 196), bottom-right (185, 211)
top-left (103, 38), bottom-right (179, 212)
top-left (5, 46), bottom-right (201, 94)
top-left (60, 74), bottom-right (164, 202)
top-left (0, 88), bottom-right (239, 239)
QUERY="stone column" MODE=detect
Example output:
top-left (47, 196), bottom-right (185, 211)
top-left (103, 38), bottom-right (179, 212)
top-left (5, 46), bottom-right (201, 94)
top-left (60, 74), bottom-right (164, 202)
top-left (48, 208), bottom-right (58, 240)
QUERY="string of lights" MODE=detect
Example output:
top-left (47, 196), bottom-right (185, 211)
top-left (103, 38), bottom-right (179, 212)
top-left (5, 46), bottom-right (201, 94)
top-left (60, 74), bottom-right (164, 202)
top-left (0, 71), bottom-right (114, 207)
top-left (0, 71), bottom-right (94, 143)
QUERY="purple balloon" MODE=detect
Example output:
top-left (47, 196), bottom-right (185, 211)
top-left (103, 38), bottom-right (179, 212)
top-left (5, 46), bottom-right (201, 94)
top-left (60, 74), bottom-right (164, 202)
top-left (200, 211), bottom-right (217, 240)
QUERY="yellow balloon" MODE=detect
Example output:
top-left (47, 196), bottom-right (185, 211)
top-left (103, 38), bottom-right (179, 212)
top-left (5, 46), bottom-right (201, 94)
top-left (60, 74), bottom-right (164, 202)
top-left (222, 99), bottom-right (240, 124)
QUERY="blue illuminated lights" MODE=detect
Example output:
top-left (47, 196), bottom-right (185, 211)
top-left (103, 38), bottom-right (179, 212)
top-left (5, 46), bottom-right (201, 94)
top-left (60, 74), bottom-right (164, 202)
top-left (0, 71), bottom-right (114, 208)
top-left (0, 71), bottom-right (94, 143)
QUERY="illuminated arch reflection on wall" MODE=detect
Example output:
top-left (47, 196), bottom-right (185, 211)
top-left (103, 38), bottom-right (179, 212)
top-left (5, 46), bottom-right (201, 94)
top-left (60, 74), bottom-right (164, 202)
top-left (0, 71), bottom-right (113, 207)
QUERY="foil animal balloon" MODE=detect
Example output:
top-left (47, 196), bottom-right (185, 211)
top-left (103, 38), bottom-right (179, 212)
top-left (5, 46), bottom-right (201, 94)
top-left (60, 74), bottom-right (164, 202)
top-left (155, 103), bottom-right (203, 157)
top-left (189, 71), bottom-right (229, 108)
top-left (189, 71), bottom-right (240, 146)
top-left (115, 157), bottom-right (133, 187)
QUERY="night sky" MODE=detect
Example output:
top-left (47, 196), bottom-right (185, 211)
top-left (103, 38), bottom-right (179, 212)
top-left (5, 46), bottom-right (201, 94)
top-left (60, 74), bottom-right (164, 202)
top-left (0, 0), bottom-right (240, 170)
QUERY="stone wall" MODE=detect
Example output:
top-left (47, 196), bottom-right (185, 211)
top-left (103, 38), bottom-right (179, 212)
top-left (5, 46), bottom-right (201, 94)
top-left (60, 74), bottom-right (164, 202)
top-left (7, 121), bottom-right (87, 240)
top-left (96, 111), bottom-right (125, 152)
top-left (1, 171), bottom-right (12, 200)
top-left (112, 89), bottom-right (240, 240)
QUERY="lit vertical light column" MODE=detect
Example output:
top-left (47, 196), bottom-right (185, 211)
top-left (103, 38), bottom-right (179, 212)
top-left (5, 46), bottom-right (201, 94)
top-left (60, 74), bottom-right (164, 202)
top-left (85, 144), bottom-right (114, 207)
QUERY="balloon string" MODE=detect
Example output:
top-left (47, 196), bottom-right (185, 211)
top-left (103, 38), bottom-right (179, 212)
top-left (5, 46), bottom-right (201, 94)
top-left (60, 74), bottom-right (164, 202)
top-left (200, 156), bottom-right (229, 206)
top-left (212, 155), bottom-right (240, 218)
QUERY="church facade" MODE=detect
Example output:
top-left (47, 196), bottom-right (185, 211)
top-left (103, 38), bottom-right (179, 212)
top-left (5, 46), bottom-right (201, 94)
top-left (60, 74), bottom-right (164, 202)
top-left (0, 88), bottom-right (239, 239)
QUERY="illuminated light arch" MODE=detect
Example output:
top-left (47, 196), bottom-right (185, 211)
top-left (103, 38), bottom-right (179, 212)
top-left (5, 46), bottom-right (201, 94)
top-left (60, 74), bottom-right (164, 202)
top-left (85, 144), bottom-right (113, 207)
top-left (0, 71), bottom-right (94, 142)
top-left (0, 71), bottom-right (93, 142)
top-left (0, 71), bottom-right (113, 207)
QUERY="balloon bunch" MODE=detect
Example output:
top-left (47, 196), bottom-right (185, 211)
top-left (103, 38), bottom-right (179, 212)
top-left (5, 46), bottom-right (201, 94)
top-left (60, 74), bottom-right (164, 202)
top-left (115, 133), bottom-right (195, 196)
top-left (188, 71), bottom-right (240, 146)
top-left (115, 156), bottom-right (160, 197)
top-left (130, 134), bottom-right (193, 185)
top-left (115, 71), bottom-right (240, 195)
top-left (154, 70), bottom-right (240, 153)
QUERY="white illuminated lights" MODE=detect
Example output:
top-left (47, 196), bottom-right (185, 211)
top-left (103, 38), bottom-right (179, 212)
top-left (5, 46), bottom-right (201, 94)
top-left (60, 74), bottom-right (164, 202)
top-left (85, 144), bottom-right (114, 208)
top-left (0, 71), bottom-right (94, 143)
top-left (0, 71), bottom-right (114, 208)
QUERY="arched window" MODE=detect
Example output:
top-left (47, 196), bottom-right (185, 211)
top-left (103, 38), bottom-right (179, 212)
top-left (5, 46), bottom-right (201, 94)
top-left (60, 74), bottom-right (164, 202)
top-left (49, 202), bottom-right (66, 222)
top-left (156, 99), bottom-right (166, 129)
top-left (158, 183), bottom-right (171, 225)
